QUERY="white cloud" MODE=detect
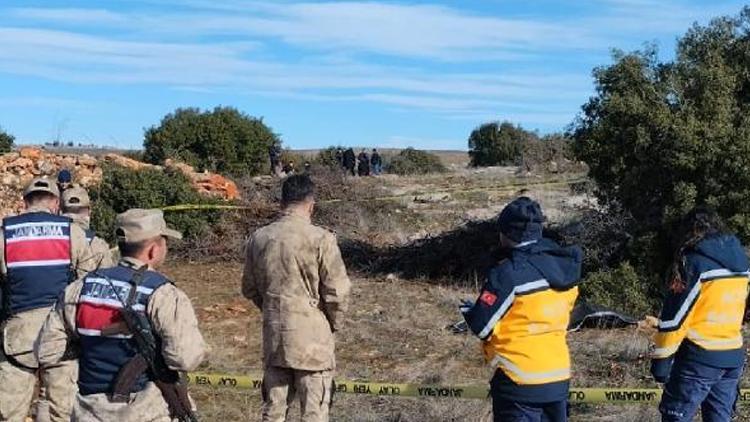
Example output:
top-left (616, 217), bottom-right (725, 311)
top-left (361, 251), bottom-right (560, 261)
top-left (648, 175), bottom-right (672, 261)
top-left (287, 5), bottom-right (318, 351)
top-left (0, 25), bottom-right (587, 118)
top-left (6, 3), bottom-right (598, 61)
top-left (9, 7), bottom-right (128, 25)
top-left (0, 0), bottom-right (744, 132)
top-left (0, 96), bottom-right (95, 110)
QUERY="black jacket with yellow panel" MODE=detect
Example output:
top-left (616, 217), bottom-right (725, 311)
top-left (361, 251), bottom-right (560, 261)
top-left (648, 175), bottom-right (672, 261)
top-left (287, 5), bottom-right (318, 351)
top-left (651, 235), bottom-right (749, 381)
top-left (462, 238), bottom-right (582, 402)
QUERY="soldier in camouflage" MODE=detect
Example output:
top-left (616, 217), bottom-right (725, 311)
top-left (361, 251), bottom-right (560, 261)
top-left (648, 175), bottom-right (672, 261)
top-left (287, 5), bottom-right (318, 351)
top-left (0, 178), bottom-right (98, 422)
top-left (61, 186), bottom-right (115, 269)
top-left (242, 174), bottom-right (351, 422)
top-left (35, 208), bottom-right (206, 422)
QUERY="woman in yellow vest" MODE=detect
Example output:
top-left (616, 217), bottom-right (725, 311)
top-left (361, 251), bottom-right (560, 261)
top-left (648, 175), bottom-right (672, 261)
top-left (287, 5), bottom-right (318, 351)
top-left (652, 207), bottom-right (749, 421)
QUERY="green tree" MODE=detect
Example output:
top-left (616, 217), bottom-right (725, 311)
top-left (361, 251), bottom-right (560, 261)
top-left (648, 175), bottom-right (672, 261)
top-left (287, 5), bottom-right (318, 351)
top-left (572, 8), bottom-right (750, 282)
top-left (388, 148), bottom-right (445, 175)
top-left (143, 107), bottom-right (280, 177)
top-left (468, 121), bottom-right (537, 167)
top-left (0, 127), bottom-right (15, 153)
top-left (90, 165), bottom-right (221, 243)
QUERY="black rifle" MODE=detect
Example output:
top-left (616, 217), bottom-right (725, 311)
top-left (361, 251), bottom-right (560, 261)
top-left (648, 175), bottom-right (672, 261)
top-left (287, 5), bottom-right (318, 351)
top-left (100, 267), bottom-right (199, 422)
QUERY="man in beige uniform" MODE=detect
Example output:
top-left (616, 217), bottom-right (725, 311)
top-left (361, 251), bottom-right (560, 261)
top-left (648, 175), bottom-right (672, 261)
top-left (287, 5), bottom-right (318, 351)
top-left (35, 209), bottom-right (206, 422)
top-left (0, 178), bottom-right (97, 422)
top-left (61, 186), bottom-right (115, 268)
top-left (242, 174), bottom-right (351, 422)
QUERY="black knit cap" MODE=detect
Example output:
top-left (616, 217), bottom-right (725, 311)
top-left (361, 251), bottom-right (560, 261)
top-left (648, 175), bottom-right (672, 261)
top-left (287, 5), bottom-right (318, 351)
top-left (497, 196), bottom-right (545, 243)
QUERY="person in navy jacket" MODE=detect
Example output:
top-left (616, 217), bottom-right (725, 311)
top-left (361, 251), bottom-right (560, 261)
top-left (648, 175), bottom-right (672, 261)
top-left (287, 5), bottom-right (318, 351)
top-left (652, 207), bottom-right (749, 421)
top-left (462, 197), bottom-right (582, 421)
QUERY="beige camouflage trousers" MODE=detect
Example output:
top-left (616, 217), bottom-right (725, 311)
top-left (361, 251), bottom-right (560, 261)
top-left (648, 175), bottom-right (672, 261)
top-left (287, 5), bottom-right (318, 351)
top-left (262, 366), bottom-right (334, 422)
top-left (72, 382), bottom-right (172, 422)
top-left (0, 353), bottom-right (77, 422)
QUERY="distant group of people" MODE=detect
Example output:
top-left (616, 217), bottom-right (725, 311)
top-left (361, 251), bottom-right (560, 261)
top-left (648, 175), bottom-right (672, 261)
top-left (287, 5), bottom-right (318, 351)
top-left (270, 145), bottom-right (384, 178)
top-left (335, 147), bottom-right (382, 177)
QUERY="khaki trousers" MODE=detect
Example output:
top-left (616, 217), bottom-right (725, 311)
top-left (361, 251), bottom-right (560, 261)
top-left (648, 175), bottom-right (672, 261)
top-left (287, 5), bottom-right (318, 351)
top-left (262, 366), bottom-right (334, 422)
top-left (0, 353), bottom-right (77, 422)
top-left (72, 382), bottom-right (171, 422)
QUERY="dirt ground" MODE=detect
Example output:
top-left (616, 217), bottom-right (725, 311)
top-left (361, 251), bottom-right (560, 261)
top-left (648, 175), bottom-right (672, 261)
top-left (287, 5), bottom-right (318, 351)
top-left (165, 261), bottom-right (678, 421)
top-left (163, 165), bottom-right (750, 421)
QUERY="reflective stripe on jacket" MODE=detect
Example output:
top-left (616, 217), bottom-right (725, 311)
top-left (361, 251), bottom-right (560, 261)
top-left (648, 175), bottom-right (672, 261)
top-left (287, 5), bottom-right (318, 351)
top-left (463, 238), bottom-right (582, 402)
top-left (75, 264), bottom-right (169, 396)
top-left (3, 212), bottom-right (72, 313)
top-left (653, 235), bottom-right (749, 369)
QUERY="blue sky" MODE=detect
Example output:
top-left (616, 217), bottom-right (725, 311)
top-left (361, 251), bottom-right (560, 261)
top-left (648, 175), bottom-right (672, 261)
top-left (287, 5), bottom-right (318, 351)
top-left (0, 0), bottom-right (745, 150)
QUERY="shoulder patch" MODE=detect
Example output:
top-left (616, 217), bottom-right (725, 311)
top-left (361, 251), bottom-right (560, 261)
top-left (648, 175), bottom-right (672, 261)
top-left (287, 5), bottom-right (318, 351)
top-left (479, 291), bottom-right (497, 306)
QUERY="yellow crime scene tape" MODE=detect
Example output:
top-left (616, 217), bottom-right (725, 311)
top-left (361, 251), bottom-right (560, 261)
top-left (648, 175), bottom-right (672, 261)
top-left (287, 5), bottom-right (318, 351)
top-left (185, 372), bottom-right (750, 404)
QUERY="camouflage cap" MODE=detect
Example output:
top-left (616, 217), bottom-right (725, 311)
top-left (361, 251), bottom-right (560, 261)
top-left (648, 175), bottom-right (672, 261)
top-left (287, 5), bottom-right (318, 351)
top-left (62, 186), bottom-right (91, 209)
top-left (115, 209), bottom-right (183, 243)
top-left (23, 177), bottom-right (60, 199)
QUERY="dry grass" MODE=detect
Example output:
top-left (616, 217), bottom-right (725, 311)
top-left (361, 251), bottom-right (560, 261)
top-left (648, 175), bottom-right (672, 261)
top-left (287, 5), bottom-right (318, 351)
top-left (160, 167), bottom-right (747, 421)
top-left (163, 260), bottom-right (728, 422)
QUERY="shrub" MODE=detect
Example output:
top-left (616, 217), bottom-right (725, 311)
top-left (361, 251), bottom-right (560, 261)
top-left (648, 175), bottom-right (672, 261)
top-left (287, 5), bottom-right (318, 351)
top-left (387, 148), bottom-right (445, 175)
top-left (0, 127), bottom-right (15, 153)
top-left (468, 121), bottom-right (537, 167)
top-left (552, 207), bottom-right (633, 276)
top-left (279, 149), bottom-right (307, 172)
top-left (315, 146), bottom-right (345, 170)
top-left (121, 149), bottom-right (144, 162)
top-left (519, 134), bottom-right (578, 174)
top-left (579, 262), bottom-right (657, 317)
top-left (90, 165), bottom-right (222, 244)
top-left (143, 107), bottom-right (280, 177)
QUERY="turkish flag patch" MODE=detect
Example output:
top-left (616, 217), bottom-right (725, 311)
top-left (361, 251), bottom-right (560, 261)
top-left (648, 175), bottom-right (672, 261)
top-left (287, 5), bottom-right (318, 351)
top-left (479, 291), bottom-right (497, 306)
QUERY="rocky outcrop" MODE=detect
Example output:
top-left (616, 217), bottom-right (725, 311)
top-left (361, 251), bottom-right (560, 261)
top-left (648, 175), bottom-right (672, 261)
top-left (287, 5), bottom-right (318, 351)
top-left (0, 148), bottom-right (239, 217)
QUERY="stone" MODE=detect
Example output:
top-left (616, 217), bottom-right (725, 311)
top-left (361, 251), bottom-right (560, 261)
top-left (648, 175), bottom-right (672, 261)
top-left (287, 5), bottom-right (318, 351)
top-left (0, 150), bottom-right (239, 219)
top-left (37, 160), bottom-right (57, 175)
top-left (77, 154), bottom-right (98, 167)
top-left (19, 147), bottom-right (42, 160)
top-left (10, 158), bottom-right (33, 169)
top-left (414, 193), bottom-right (451, 203)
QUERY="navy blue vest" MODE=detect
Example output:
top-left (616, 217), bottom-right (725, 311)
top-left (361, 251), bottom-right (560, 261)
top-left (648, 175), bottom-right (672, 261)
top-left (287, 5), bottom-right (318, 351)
top-left (75, 265), bottom-right (169, 396)
top-left (3, 212), bottom-right (73, 313)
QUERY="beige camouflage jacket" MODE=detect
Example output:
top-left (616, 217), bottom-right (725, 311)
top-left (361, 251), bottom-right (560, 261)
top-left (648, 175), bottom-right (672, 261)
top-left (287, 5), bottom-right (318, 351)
top-left (64, 214), bottom-right (116, 269)
top-left (242, 213), bottom-right (351, 371)
top-left (0, 206), bottom-right (98, 368)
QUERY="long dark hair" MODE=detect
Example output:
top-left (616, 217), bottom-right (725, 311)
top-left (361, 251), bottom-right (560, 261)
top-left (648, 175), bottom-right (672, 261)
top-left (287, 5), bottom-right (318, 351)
top-left (668, 206), bottom-right (726, 293)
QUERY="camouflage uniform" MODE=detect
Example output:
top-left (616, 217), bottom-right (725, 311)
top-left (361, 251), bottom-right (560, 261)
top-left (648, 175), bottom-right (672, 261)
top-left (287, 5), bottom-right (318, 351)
top-left (34, 210), bottom-right (206, 422)
top-left (242, 213), bottom-right (351, 422)
top-left (64, 214), bottom-right (114, 269)
top-left (0, 203), bottom-right (97, 422)
top-left (62, 186), bottom-right (115, 269)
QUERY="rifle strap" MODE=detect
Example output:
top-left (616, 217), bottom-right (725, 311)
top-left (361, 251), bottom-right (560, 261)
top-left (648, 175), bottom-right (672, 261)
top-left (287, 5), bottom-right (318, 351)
top-left (109, 266), bottom-right (151, 402)
top-left (126, 265), bottom-right (149, 307)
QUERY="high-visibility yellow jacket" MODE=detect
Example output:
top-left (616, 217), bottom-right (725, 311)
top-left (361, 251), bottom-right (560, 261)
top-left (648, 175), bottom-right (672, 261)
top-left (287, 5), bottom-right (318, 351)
top-left (652, 235), bottom-right (749, 377)
top-left (462, 239), bottom-right (582, 402)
